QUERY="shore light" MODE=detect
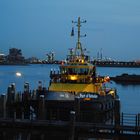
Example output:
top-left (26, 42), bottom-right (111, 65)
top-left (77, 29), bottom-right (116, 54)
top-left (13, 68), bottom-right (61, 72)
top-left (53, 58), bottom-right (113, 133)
top-left (16, 72), bottom-right (22, 77)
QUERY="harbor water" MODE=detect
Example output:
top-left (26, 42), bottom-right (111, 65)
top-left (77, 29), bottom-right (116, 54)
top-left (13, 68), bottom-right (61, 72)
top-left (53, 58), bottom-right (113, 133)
top-left (0, 64), bottom-right (139, 114)
top-left (0, 64), bottom-right (140, 140)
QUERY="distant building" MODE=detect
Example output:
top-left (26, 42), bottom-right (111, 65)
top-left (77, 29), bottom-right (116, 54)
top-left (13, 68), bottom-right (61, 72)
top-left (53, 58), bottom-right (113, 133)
top-left (0, 54), bottom-right (6, 63)
top-left (26, 57), bottom-right (40, 63)
top-left (7, 48), bottom-right (25, 63)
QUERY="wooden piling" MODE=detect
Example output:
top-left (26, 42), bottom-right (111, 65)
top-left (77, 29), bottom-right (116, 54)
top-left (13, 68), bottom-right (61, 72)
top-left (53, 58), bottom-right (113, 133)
top-left (114, 98), bottom-right (121, 135)
top-left (38, 96), bottom-right (46, 120)
top-left (75, 98), bottom-right (80, 121)
top-left (3, 95), bottom-right (7, 119)
top-left (69, 111), bottom-right (76, 140)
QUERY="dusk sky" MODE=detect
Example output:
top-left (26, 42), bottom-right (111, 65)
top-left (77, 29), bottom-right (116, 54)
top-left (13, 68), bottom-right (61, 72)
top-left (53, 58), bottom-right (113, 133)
top-left (1, 0), bottom-right (140, 61)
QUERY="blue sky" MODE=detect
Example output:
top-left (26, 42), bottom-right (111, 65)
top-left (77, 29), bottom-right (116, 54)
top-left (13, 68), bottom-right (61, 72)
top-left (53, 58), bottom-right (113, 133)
top-left (1, 0), bottom-right (140, 61)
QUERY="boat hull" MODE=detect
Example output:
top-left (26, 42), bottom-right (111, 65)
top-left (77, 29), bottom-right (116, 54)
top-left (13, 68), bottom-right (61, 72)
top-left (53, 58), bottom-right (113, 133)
top-left (45, 91), bottom-right (116, 123)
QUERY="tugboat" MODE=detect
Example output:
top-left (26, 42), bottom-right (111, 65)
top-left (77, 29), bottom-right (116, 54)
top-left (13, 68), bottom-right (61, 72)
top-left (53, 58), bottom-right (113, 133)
top-left (46, 17), bottom-right (118, 122)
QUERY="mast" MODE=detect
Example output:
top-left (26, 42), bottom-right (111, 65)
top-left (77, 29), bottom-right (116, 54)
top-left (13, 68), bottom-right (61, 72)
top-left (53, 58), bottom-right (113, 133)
top-left (77, 17), bottom-right (81, 51)
top-left (72, 17), bottom-right (86, 56)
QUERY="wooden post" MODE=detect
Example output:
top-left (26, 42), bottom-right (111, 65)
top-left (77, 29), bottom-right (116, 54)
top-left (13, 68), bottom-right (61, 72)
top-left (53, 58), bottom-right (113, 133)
top-left (27, 133), bottom-right (31, 140)
top-left (114, 98), bottom-right (120, 135)
top-left (136, 114), bottom-right (138, 135)
top-left (3, 95), bottom-right (6, 119)
top-left (121, 112), bottom-right (123, 126)
top-left (69, 111), bottom-right (76, 140)
top-left (17, 133), bottom-right (22, 140)
top-left (38, 96), bottom-right (46, 120)
top-left (40, 134), bottom-right (45, 140)
top-left (14, 111), bottom-right (16, 120)
top-left (75, 98), bottom-right (80, 121)
top-left (22, 111), bottom-right (24, 120)
top-left (138, 114), bottom-right (140, 135)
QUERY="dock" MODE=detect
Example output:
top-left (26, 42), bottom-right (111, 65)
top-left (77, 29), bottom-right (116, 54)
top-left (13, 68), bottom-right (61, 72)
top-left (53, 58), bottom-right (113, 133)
top-left (0, 112), bottom-right (140, 140)
top-left (94, 60), bottom-right (140, 68)
top-left (0, 82), bottom-right (139, 139)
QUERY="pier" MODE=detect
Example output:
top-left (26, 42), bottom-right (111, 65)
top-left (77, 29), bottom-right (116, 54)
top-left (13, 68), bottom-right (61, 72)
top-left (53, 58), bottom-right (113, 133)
top-left (95, 60), bottom-right (140, 68)
top-left (0, 112), bottom-right (139, 140)
top-left (0, 82), bottom-right (139, 139)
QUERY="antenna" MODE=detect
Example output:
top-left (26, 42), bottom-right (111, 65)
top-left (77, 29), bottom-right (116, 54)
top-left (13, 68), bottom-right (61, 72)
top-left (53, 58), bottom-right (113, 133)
top-left (72, 17), bottom-right (86, 56)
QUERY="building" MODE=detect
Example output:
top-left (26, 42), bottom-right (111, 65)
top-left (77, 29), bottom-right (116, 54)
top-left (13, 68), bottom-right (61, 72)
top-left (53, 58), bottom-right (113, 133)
top-left (0, 54), bottom-right (6, 63)
top-left (7, 48), bottom-right (25, 64)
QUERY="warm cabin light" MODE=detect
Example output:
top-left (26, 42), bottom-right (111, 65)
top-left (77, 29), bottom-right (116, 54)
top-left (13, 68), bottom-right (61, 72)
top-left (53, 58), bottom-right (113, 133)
top-left (81, 59), bottom-right (84, 63)
top-left (83, 98), bottom-right (91, 101)
top-left (70, 75), bottom-right (77, 80)
top-left (15, 72), bottom-right (22, 77)
top-left (108, 90), bottom-right (115, 96)
top-left (104, 76), bottom-right (110, 82)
